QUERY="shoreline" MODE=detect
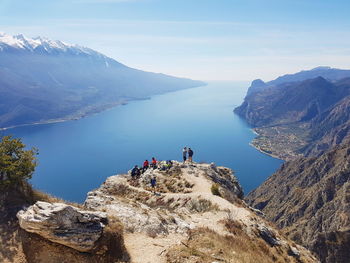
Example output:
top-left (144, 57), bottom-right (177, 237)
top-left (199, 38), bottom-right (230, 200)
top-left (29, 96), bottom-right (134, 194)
top-left (249, 128), bottom-right (285, 161)
top-left (0, 101), bottom-right (129, 131)
top-left (248, 142), bottom-right (285, 161)
top-left (0, 85), bottom-right (206, 132)
top-left (0, 117), bottom-right (80, 131)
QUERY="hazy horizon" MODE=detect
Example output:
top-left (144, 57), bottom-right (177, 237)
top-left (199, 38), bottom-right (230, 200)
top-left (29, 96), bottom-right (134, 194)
top-left (1, 0), bottom-right (350, 81)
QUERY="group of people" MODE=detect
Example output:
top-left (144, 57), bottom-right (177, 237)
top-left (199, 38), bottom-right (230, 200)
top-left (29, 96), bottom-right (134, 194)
top-left (182, 146), bottom-right (194, 163)
top-left (129, 147), bottom-right (195, 193)
top-left (131, 157), bottom-right (158, 179)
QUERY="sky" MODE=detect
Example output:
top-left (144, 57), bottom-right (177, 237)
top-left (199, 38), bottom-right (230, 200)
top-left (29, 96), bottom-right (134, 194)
top-left (0, 0), bottom-right (350, 81)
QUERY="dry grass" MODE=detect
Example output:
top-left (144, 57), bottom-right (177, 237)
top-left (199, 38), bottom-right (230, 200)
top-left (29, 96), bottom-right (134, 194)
top-left (166, 227), bottom-right (276, 263)
top-left (93, 215), bottom-right (130, 262)
top-left (147, 167), bottom-right (194, 194)
top-left (31, 189), bottom-right (83, 208)
top-left (167, 223), bottom-right (314, 263)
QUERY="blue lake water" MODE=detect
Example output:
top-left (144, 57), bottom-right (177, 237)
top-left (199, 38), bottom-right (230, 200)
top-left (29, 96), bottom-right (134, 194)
top-left (3, 81), bottom-right (283, 202)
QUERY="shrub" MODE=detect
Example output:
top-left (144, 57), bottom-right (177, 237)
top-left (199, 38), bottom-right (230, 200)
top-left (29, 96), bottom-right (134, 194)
top-left (211, 183), bottom-right (221, 196)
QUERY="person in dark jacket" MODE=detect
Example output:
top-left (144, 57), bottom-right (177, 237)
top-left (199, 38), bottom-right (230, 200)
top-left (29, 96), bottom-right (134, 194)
top-left (131, 165), bottom-right (140, 179)
top-left (150, 176), bottom-right (157, 193)
top-left (188, 148), bottom-right (194, 163)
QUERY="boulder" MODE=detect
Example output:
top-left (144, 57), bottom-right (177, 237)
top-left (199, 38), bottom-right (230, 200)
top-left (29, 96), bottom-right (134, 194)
top-left (17, 201), bottom-right (107, 252)
top-left (258, 225), bottom-right (281, 247)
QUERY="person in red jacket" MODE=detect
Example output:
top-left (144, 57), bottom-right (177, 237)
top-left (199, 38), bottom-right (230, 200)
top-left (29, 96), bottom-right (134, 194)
top-left (142, 159), bottom-right (149, 173)
top-left (151, 157), bottom-right (157, 169)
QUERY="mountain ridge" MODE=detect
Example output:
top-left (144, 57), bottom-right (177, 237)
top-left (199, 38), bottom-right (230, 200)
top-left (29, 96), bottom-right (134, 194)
top-left (246, 66), bottom-right (350, 96)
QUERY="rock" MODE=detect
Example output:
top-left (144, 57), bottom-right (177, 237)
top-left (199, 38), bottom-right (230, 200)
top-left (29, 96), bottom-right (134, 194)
top-left (17, 201), bottom-right (107, 252)
top-left (288, 246), bottom-right (301, 258)
top-left (257, 225), bottom-right (281, 247)
top-left (249, 206), bottom-right (265, 217)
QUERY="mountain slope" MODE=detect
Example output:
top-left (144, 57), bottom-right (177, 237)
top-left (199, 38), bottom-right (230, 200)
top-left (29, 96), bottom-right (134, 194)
top-left (0, 33), bottom-right (204, 128)
top-left (246, 143), bottom-right (350, 263)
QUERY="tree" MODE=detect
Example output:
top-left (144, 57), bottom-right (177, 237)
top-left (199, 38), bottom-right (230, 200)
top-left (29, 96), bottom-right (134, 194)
top-left (0, 135), bottom-right (38, 187)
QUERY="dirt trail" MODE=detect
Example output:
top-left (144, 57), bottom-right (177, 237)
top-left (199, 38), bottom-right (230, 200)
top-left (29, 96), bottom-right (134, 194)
top-left (124, 233), bottom-right (184, 263)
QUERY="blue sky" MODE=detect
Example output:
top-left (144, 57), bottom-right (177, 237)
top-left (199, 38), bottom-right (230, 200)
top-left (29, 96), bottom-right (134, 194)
top-left (1, 0), bottom-right (350, 80)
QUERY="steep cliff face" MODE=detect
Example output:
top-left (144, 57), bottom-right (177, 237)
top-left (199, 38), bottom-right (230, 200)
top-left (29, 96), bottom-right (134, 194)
top-left (246, 143), bottom-right (350, 263)
top-left (304, 96), bottom-right (350, 156)
top-left (84, 161), bottom-right (316, 263)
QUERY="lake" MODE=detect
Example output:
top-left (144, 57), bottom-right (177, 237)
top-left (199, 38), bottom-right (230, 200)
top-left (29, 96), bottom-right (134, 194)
top-left (3, 81), bottom-right (283, 202)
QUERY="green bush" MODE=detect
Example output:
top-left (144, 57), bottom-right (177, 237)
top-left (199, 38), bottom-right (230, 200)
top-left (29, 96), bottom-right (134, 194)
top-left (0, 135), bottom-right (38, 187)
top-left (211, 183), bottom-right (221, 197)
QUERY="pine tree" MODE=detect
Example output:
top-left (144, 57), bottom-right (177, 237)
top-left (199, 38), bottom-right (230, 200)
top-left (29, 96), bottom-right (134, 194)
top-left (0, 135), bottom-right (38, 187)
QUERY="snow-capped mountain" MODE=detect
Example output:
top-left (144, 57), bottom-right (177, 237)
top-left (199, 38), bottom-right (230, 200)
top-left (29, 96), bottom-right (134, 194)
top-left (0, 33), bottom-right (204, 128)
top-left (0, 32), bottom-right (99, 56)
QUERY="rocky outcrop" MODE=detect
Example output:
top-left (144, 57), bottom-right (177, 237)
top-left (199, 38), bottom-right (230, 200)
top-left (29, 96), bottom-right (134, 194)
top-left (17, 201), bottom-right (107, 252)
top-left (5, 161), bottom-right (317, 263)
top-left (246, 143), bottom-right (350, 263)
top-left (84, 161), bottom-right (317, 263)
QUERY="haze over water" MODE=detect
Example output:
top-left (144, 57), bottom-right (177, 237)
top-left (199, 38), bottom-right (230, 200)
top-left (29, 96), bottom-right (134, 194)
top-left (3, 82), bottom-right (283, 202)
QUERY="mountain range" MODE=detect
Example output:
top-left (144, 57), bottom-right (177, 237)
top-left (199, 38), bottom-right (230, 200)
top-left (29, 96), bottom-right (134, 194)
top-left (235, 67), bottom-right (350, 159)
top-left (247, 66), bottom-right (350, 95)
top-left (0, 33), bottom-right (204, 128)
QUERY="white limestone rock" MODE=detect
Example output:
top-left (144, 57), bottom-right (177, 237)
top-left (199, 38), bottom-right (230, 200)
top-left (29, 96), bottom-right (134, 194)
top-left (17, 201), bottom-right (107, 252)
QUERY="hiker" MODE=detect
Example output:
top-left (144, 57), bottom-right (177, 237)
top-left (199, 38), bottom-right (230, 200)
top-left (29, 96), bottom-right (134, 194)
top-left (150, 176), bottom-right (157, 193)
top-left (131, 165), bottom-right (140, 179)
top-left (142, 159), bottom-right (149, 173)
top-left (160, 160), bottom-right (173, 171)
top-left (166, 160), bottom-right (173, 170)
top-left (151, 157), bottom-right (157, 169)
top-left (182, 147), bottom-right (187, 163)
top-left (188, 147), bottom-right (194, 163)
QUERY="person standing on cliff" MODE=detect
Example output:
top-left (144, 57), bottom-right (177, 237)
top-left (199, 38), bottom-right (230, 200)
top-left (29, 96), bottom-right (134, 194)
top-left (182, 147), bottom-right (187, 163)
top-left (150, 176), bottom-right (157, 194)
top-left (188, 147), bottom-right (194, 163)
